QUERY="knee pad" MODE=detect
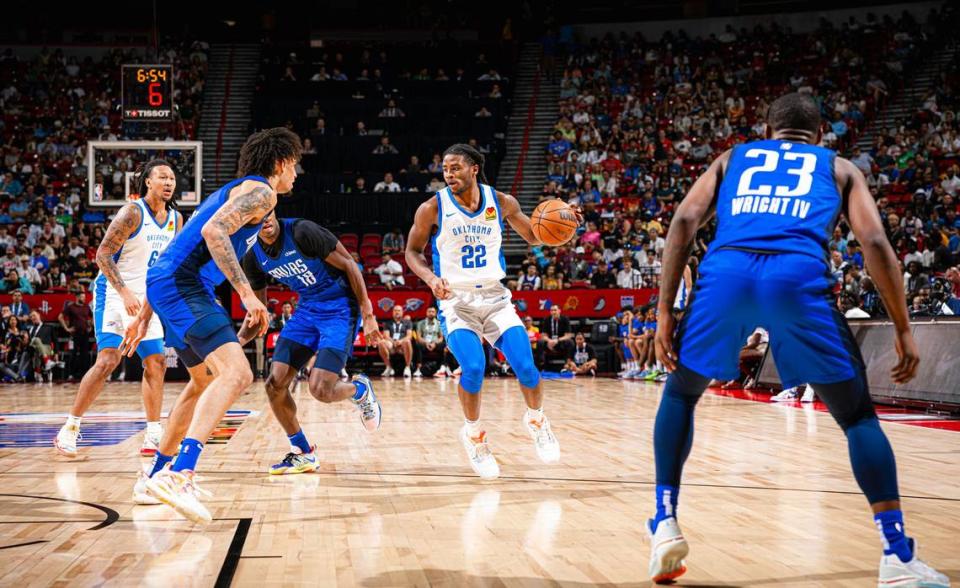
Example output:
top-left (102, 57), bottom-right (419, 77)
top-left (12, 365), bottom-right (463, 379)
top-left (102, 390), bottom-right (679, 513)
top-left (811, 371), bottom-right (876, 431)
top-left (495, 326), bottom-right (540, 389)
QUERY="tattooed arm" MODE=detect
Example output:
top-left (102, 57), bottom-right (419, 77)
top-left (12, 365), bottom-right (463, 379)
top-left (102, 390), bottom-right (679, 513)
top-left (97, 203), bottom-right (143, 316)
top-left (200, 181), bottom-right (276, 336)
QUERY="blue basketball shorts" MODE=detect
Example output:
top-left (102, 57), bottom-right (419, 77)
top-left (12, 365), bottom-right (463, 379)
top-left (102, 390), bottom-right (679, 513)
top-left (675, 249), bottom-right (863, 389)
top-left (146, 274), bottom-right (237, 363)
top-left (273, 300), bottom-right (359, 372)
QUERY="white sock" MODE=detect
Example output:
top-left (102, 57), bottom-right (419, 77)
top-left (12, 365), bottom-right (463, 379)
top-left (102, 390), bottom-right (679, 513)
top-left (146, 421), bottom-right (162, 432)
top-left (66, 415), bottom-right (81, 427)
top-left (526, 407), bottom-right (544, 424)
top-left (464, 419), bottom-right (482, 437)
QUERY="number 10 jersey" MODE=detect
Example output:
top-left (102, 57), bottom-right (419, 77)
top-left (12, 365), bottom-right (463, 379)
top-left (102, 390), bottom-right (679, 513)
top-left (431, 184), bottom-right (507, 289)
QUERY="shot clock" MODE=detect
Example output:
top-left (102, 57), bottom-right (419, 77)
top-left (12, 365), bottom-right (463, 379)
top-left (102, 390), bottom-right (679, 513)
top-left (122, 65), bottom-right (174, 122)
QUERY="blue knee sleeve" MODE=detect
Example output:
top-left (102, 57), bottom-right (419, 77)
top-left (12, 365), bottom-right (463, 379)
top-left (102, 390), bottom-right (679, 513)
top-left (447, 330), bottom-right (485, 393)
top-left (495, 326), bottom-right (540, 388)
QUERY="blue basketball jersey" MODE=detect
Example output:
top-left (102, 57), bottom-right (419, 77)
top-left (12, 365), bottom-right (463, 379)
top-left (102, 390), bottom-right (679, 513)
top-left (150, 175), bottom-right (270, 290)
top-left (710, 139), bottom-right (841, 259)
top-left (250, 218), bottom-right (353, 305)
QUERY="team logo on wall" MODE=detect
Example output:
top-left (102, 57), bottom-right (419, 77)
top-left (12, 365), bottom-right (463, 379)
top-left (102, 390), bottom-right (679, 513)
top-left (484, 206), bottom-right (496, 221)
top-left (538, 299), bottom-right (553, 310)
top-left (563, 296), bottom-right (579, 311)
top-left (515, 299), bottom-right (528, 312)
top-left (404, 298), bottom-right (424, 312)
top-left (378, 298), bottom-right (396, 312)
top-left (620, 295), bottom-right (635, 308)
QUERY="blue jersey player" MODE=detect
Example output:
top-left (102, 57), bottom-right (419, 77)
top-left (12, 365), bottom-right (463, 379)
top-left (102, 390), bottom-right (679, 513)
top-left (646, 93), bottom-right (947, 586)
top-left (124, 127), bottom-right (303, 524)
top-left (240, 212), bottom-right (382, 475)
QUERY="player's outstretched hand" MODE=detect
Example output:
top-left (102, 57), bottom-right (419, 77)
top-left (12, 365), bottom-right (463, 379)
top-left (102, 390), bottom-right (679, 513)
top-left (654, 311), bottom-right (678, 373)
top-left (362, 314), bottom-right (381, 345)
top-left (237, 314), bottom-right (260, 345)
top-left (891, 328), bottom-right (919, 384)
top-left (242, 294), bottom-right (270, 338)
top-left (120, 318), bottom-right (148, 358)
top-left (120, 290), bottom-right (142, 317)
top-left (427, 275), bottom-right (452, 300)
top-left (569, 204), bottom-right (584, 226)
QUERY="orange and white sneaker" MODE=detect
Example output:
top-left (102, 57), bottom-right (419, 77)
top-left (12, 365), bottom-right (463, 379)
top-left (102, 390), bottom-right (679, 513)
top-left (459, 426), bottom-right (500, 480)
top-left (524, 412), bottom-right (560, 463)
top-left (145, 469), bottom-right (212, 524)
top-left (648, 517), bottom-right (689, 584)
top-left (54, 422), bottom-right (81, 458)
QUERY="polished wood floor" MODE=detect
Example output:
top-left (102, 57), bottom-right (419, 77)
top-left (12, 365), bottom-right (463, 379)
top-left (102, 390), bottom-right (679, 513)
top-left (0, 377), bottom-right (957, 587)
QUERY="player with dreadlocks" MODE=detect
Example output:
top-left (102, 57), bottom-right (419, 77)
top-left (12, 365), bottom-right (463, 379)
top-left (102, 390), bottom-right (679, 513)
top-left (55, 159), bottom-right (183, 459)
top-left (405, 143), bottom-right (581, 480)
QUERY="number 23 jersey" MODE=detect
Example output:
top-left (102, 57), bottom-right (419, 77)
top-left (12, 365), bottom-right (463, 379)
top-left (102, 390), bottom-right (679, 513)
top-left (710, 139), bottom-right (842, 258)
top-left (431, 184), bottom-right (506, 288)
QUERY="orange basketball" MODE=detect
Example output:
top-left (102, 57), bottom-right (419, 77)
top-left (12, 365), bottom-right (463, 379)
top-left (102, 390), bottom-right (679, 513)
top-left (531, 199), bottom-right (578, 246)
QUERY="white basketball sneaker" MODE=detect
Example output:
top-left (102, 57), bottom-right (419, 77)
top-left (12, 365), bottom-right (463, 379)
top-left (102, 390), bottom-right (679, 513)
top-left (771, 387), bottom-right (800, 401)
top-left (460, 426), bottom-right (500, 480)
top-left (434, 365), bottom-right (449, 378)
top-left (352, 374), bottom-right (381, 432)
top-left (381, 366), bottom-right (394, 377)
top-left (145, 469), bottom-right (212, 524)
top-left (524, 413), bottom-right (560, 463)
top-left (877, 540), bottom-right (950, 587)
top-left (800, 386), bottom-right (816, 403)
top-left (133, 471), bottom-right (161, 505)
top-left (648, 517), bottom-right (689, 584)
top-left (141, 425), bottom-right (162, 457)
top-left (54, 422), bottom-right (81, 458)
top-left (403, 366), bottom-right (413, 378)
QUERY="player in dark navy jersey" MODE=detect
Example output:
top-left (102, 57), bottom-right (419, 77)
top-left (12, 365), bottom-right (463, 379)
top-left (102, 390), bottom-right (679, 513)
top-left (240, 212), bottom-right (382, 475)
top-left (123, 127), bottom-right (303, 524)
top-left (645, 93), bottom-right (947, 587)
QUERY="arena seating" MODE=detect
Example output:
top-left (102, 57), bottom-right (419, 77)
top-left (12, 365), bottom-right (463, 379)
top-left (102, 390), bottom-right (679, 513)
top-left (253, 41), bottom-right (512, 194)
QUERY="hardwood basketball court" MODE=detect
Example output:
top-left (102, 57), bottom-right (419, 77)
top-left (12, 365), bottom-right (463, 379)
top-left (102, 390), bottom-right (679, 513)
top-left (0, 378), bottom-right (957, 586)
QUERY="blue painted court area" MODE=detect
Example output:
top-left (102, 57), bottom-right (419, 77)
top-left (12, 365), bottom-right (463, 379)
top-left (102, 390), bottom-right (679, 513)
top-left (0, 410), bottom-right (254, 448)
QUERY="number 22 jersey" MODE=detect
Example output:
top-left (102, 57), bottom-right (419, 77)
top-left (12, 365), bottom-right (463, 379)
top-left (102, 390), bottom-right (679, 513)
top-left (431, 183), bottom-right (506, 289)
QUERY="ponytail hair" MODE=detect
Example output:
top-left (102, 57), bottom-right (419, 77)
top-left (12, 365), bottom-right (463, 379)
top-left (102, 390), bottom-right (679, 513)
top-left (443, 143), bottom-right (488, 185)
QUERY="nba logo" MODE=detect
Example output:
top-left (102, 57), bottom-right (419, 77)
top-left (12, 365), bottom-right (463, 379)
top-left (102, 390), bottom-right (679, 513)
top-left (94, 184), bottom-right (103, 202)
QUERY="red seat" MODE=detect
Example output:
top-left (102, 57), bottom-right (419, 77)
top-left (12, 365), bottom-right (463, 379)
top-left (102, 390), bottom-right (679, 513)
top-left (340, 233), bottom-right (359, 250)
top-left (361, 233), bottom-right (382, 248)
top-left (359, 244), bottom-right (380, 259)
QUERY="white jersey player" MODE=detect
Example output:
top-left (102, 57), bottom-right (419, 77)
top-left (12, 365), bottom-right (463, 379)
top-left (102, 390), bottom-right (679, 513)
top-left (55, 160), bottom-right (182, 459)
top-left (406, 143), bottom-right (581, 480)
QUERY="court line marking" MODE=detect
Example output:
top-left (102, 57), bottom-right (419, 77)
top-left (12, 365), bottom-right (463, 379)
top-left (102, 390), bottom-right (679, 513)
top-left (0, 539), bottom-right (48, 550)
top-left (214, 517), bottom-right (251, 588)
top-left (0, 494), bottom-right (119, 530)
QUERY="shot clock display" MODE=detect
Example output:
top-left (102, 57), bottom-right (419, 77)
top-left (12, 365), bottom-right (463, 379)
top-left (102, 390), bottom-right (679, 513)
top-left (122, 65), bottom-right (174, 122)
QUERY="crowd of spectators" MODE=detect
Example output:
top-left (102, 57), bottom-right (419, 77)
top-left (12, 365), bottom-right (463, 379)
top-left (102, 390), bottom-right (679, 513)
top-left (0, 42), bottom-right (207, 381)
top-left (513, 8), bottom-right (960, 324)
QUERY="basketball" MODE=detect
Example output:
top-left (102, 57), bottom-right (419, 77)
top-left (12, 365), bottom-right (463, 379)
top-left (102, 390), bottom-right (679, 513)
top-left (531, 199), bottom-right (578, 246)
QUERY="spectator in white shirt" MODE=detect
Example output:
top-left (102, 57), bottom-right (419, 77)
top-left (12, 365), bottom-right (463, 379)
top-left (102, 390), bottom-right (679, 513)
top-left (374, 253), bottom-right (405, 289)
top-left (616, 258), bottom-right (644, 289)
top-left (374, 172), bottom-right (401, 193)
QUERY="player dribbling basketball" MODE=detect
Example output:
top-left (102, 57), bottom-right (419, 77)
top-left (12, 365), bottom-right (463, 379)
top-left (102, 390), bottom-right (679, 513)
top-left (405, 143), bottom-right (581, 479)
